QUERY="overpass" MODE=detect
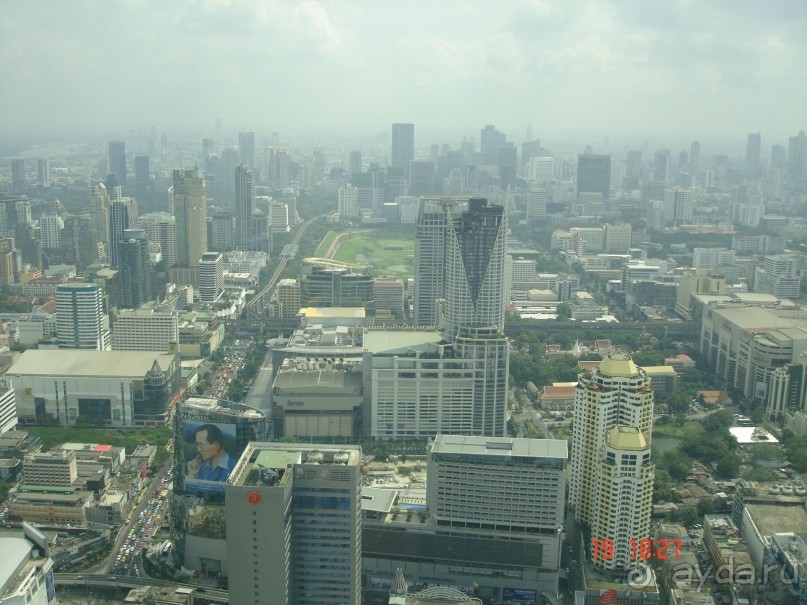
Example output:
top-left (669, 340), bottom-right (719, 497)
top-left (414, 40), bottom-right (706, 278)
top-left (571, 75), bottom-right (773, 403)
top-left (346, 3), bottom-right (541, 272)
top-left (55, 573), bottom-right (228, 603)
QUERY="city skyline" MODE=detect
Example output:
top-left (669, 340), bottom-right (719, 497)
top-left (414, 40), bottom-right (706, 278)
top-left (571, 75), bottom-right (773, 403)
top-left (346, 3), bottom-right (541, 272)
top-left (1, 1), bottom-right (805, 141)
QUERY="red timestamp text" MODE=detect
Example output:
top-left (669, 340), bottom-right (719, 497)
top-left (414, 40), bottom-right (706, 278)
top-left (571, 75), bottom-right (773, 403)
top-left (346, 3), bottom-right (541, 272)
top-left (592, 538), bottom-right (682, 560)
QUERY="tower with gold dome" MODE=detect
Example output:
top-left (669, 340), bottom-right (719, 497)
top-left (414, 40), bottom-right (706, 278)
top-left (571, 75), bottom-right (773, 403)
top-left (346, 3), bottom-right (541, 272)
top-left (570, 353), bottom-right (654, 571)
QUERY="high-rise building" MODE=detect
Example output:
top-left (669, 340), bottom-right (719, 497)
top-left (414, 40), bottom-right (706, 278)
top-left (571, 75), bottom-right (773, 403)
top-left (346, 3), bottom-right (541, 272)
top-left (577, 154), bottom-right (611, 200)
top-left (603, 222), bottom-right (632, 254)
top-left (198, 252), bottom-right (223, 303)
top-left (111, 307), bottom-right (179, 352)
top-left (140, 212), bottom-right (177, 267)
top-left (55, 283), bottom-right (110, 350)
top-left (391, 123), bottom-right (414, 171)
top-left (664, 186), bottom-right (694, 225)
top-left (281, 187), bottom-right (297, 226)
top-left (219, 148), bottom-right (239, 197)
top-left (788, 131), bottom-right (807, 179)
top-left (300, 258), bottom-right (374, 308)
top-left (39, 215), bottom-right (63, 251)
top-left (234, 164), bottom-right (255, 249)
top-left (109, 197), bottom-right (138, 267)
top-left (414, 198), bottom-right (464, 326)
top-left (85, 183), bottom-right (110, 259)
top-left (36, 158), bottom-right (49, 186)
top-left (348, 150), bottom-right (362, 175)
top-left (690, 141), bottom-right (701, 174)
top-left (746, 132), bottom-right (762, 180)
top-left (480, 125), bottom-right (506, 165)
top-left (202, 138), bottom-right (215, 166)
top-left (408, 160), bottom-right (435, 196)
top-left (61, 214), bottom-right (97, 270)
top-left (171, 397), bottom-right (269, 576)
top-left (134, 155), bottom-right (150, 189)
top-left (238, 132), bottom-right (255, 169)
top-left (273, 278), bottom-right (301, 320)
top-left (210, 212), bottom-right (235, 251)
top-left (526, 188), bottom-right (547, 225)
top-left (11, 159), bottom-right (25, 191)
top-left (338, 185), bottom-right (359, 220)
top-left (441, 198), bottom-right (507, 336)
top-left (108, 140), bottom-right (127, 186)
top-left (0, 237), bottom-right (15, 286)
top-left (118, 228), bottom-right (152, 308)
top-left (173, 167), bottom-right (208, 267)
top-left (654, 149), bottom-right (671, 184)
top-left (521, 139), bottom-right (542, 174)
top-left (570, 354), bottom-right (654, 569)
top-left (225, 443), bottom-right (363, 605)
top-left (497, 143), bottom-right (518, 189)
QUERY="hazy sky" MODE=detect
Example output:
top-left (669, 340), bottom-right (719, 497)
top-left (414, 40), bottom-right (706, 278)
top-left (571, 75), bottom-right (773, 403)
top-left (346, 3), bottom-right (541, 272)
top-left (3, 0), bottom-right (806, 142)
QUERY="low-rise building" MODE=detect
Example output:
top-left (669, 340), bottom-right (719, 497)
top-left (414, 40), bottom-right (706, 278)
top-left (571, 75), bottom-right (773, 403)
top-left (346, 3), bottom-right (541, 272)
top-left (8, 491), bottom-right (93, 525)
top-left (0, 526), bottom-right (56, 605)
top-left (85, 490), bottom-right (129, 526)
top-left (642, 366), bottom-right (678, 398)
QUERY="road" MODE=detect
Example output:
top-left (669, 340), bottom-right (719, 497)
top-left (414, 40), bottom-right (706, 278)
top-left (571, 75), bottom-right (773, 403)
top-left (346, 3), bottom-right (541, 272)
top-left (244, 214), bottom-right (326, 318)
top-left (55, 574), bottom-right (228, 603)
top-left (245, 346), bottom-right (273, 416)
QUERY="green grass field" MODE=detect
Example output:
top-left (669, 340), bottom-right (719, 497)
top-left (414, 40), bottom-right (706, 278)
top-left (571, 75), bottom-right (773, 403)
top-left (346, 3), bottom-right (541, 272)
top-left (332, 231), bottom-right (415, 277)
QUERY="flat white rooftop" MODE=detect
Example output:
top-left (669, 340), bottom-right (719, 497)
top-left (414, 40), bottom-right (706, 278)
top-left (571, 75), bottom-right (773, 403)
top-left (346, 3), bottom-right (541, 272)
top-left (431, 434), bottom-right (567, 459)
top-left (8, 350), bottom-right (175, 377)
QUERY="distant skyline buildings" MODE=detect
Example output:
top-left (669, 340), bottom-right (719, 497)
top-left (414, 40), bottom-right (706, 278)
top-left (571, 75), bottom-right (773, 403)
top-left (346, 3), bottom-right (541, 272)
top-left (391, 123), bottom-right (414, 171)
top-left (108, 140), bottom-right (127, 186)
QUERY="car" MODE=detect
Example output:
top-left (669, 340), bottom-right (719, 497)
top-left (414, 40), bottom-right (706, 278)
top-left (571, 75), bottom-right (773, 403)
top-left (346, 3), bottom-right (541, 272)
top-left (164, 582), bottom-right (173, 587)
top-left (108, 576), bottom-right (117, 581)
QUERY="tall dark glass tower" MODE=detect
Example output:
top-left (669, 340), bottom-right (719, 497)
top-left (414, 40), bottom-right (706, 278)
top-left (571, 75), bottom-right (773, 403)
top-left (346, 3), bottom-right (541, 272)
top-left (118, 228), bottom-right (152, 308)
top-left (109, 140), bottom-right (127, 186)
top-left (234, 164), bottom-right (255, 249)
top-left (391, 123), bottom-right (414, 171)
top-left (576, 154), bottom-right (611, 199)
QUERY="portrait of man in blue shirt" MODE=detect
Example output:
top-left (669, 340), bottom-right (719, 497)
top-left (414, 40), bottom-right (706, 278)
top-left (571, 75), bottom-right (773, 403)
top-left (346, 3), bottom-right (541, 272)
top-left (186, 423), bottom-right (237, 483)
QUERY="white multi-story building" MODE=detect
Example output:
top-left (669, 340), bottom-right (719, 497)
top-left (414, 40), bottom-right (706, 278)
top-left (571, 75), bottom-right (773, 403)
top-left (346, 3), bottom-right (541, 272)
top-left (692, 247), bottom-right (736, 269)
top-left (55, 283), bottom-right (110, 351)
top-left (591, 426), bottom-right (654, 571)
top-left (23, 450), bottom-right (78, 487)
top-left (273, 278), bottom-right (301, 321)
top-left (225, 443), bottom-right (363, 605)
top-left (570, 354), bottom-right (654, 566)
top-left (395, 196), bottom-right (419, 224)
top-left (754, 254), bottom-right (802, 299)
top-left (664, 187), bottom-right (694, 225)
top-left (569, 227), bottom-right (605, 253)
top-left (198, 252), bottom-right (223, 303)
top-left (111, 307), bottom-right (179, 352)
top-left (139, 212), bottom-right (177, 267)
top-left (529, 156), bottom-right (554, 184)
top-left (338, 185), bottom-right (359, 221)
top-left (0, 386), bottom-right (17, 434)
top-left (270, 201), bottom-right (289, 233)
top-left (38, 215), bottom-right (63, 250)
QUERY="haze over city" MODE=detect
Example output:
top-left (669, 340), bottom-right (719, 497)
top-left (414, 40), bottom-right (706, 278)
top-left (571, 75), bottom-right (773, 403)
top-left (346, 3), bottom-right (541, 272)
top-left (2, 0), bottom-right (806, 144)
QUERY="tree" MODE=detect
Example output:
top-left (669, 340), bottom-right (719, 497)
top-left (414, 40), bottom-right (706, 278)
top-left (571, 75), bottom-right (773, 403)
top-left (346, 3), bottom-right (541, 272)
top-left (632, 350), bottom-right (665, 367)
top-left (665, 394), bottom-right (691, 416)
top-left (556, 302), bottom-right (573, 320)
top-left (662, 450), bottom-right (693, 481)
top-left (715, 453), bottom-right (741, 478)
top-left (697, 497), bottom-right (715, 516)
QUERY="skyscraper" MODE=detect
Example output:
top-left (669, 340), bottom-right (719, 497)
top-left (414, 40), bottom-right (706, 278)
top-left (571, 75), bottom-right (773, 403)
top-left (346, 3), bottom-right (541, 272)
top-left (234, 164), bottom-right (255, 249)
top-left (526, 187), bottom-right (547, 225)
top-left (39, 215), bottom-right (63, 251)
top-left (576, 154), bottom-right (611, 200)
top-left (56, 283), bottom-right (110, 350)
top-left (225, 443), bottom-right (363, 605)
top-left (11, 159), bottom-right (25, 191)
top-left (173, 167), bottom-right (208, 267)
top-left (480, 125), bottom-right (506, 165)
top-left (391, 123), bottom-right (414, 171)
top-left (664, 186), bottom-right (694, 225)
top-left (140, 212), bottom-right (177, 267)
top-left (109, 198), bottom-right (138, 267)
top-left (118, 228), bottom-right (152, 309)
top-left (348, 150), bottom-right (362, 175)
top-left (238, 132), bottom-right (255, 169)
top-left (570, 354), bottom-right (654, 571)
top-left (61, 214), bottom-right (97, 270)
top-left (690, 141), bottom-right (701, 174)
top-left (408, 160), bottom-right (435, 196)
top-left (108, 140), bottom-right (127, 186)
top-left (134, 155), bottom-right (150, 189)
top-left (37, 159), bottom-right (49, 186)
top-left (497, 143), bottom-right (518, 189)
top-left (337, 185), bottom-right (359, 220)
top-left (198, 252), bottom-right (223, 303)
top-left (746, 132), bottom-right (762, 180)
top-left (441, 198), bottom-right (507, 336)
top-left (653, 149), bottom-right (671, 184)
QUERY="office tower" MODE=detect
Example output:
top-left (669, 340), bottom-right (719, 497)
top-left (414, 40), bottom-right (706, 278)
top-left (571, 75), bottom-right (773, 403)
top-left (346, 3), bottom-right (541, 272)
top-left (570, 354), bottom-right (654, 565)
top-left (625, 150), bottom-right (642, 183)
top-left (603, 222), bottom-right (632, 253)
top-left (225, 443), bottom-right (362, 605)
top-left (300, 258), bottom-right (374, 308)
top-left (11, 159), bottom-right (25, 191)
top-left (274, 278), bottom-right (301, 320)
top-left (118, 229), bottom-right (152, 308)
top-left (788, 131), bottom-right (807, 179)
top-left (591, 426), bottom-right (654, 571)
top-left (577, 154), bottom-right (612, 199)
top-left (198, 252), bottom-right (223, 303)
top-left (37, 158), bottom-right (49, 186)
top-left (234, 164), bottom-right (255, 249)
top-left (109, 198), bottom-right (138, 267)
top-left (391, 123), bottom-right (415, 171)
top-left (39, 215), bottom-right (63, 251)
top-left (408, 160), bottom-right (436, 196)
top-left (414, 198), bottom-right (462, 325)
top-left (690, 141), bottom-right (701, 174)
top-left (104, 173), bottom-right (122, 200)
top-left (338, 185), bottom-right (359, 220)
top-left (480, 125), bottom-right (506, 165)
top-left (745, 132), bottom-right (762, 180)
top-left (108, 140), bottom-right (127, 186)
top-left (0, 237), bottom-right (15, 286)
top-left (210, 212), bottom-right (235, 251)
top-left (754, 254), bottom-right (802, 299)
top-left (238, 132), bottom-right (255, 169)
top-left (61, 214), bottom-right (97, 270)
top-left (281, 187), bottom-right (297, 226)
top-left (528, 156), bottom-right (554, 185)
top-left (111, 307), bottom-right (179, 352)
top-left (55, 283), bottom-right (110, 350)
top-left (526, 187), bottom-right (547, 225)
top-left (497, 143), bottom-right (517, 189)
top-left (134, 155), bottom-right (150, 188)
top-left (653, 149), bottom-right (671, 184)
top-left (460, 138), bottom-right (475, 166)
top-left (274, 147), bottom-right (290, 189)
top-left (85, 183), bottom-right (110, 255)
top-left (663, 186), bottom-right (694, 225)
top-left (171, 397), bottom-right (269, 576)
top-left (140, 212), bottom-right (177, 267)
top-left (521, 139), bottom-right (542, 174)
top-left (248, 213), bottom-right (271, 253)
top-left (217, 148), bottom-right (238, 198)
top-left (348, 150), bottom-right (362, 175)
top-left (173, 167), bottom-right (208, 267)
